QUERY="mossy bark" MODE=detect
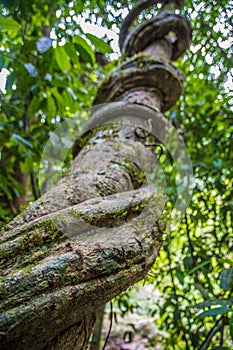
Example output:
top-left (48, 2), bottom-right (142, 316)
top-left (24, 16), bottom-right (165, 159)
top-left (0, 124), bottom-right (163, 350)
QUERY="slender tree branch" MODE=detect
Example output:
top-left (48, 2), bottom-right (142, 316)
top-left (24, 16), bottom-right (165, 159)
top-left (30, 172), bottom-right (40, 200)
top-left (0, 51), bottom-right (24, 64)
top-left (198, 316), bottom-right (224, 350)
top-left (185, 214), bottom-right (198, 284)
top-left (102, 302), bottom-right (113, 350)
top-left (166, 245), bottom-right (190, 349)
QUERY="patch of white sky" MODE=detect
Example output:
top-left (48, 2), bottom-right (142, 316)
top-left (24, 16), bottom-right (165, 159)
top-left (0, 2), bottom-right (232, 93)
top-left (187, 2), bottom-right (232, 92)
top-left (53, 5), bottom-right (126, 58)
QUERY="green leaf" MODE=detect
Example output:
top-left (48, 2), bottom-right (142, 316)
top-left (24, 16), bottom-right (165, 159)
top-left (11, 176), bottom-right (26, 195)
top-left (230, 314), bottom-right (233, 340)
top-left (183, 256), bottom-right (193, 271)
top-left (213, 158), bottom-right (222, 169)
top-left (74, 2), bottom-right (84, 12)
top-left (85, 33), bottom-right (113, 54)
top-left (19, 156), bottom-right (33, 173)
top-left (0, 54), bottom-right (5, 70)
top-left (74, 36), bottom-right (95, 65)
top-left (64, 42), bottom-right (80, 65)
top-left (29, 95), bottom-right (42, 116)
top-left (220, 268), bottom-right (233, 292)
top-left (52, 77), bottom-right (67, 88)
top-left (176, 269), bottom-right (184, 285)
top-left (5, 73), bottom-right (15, 91)
top-left (52, 88), bottom-right (65, 110)
top-left (12, 134), bottom-right (33, 149)
top-left (47, 95), bottom-right (56, 119)
top-left (197, 307), bottom-right (231, 319)
top-left (188, 259), bottom-right (211, 275)
top-left (62, 88), bottom-right (73, 109)
top-left (0, 128), bottom-right (9, 144)
top-left (192, 297), bottom-right (233, 309)
top-left (0, 181), bottom-right (13, 199)
top-left (0, 17), bottom-right (20, 31)
top-left (66, 87), bottom-right (76, 101)
top-left (54, 45), bottom-right (71, 72)
top-left (215, 177), bottom-right (225, 193)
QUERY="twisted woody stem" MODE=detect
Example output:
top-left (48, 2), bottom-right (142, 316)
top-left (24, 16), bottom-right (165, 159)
top-left (91, 0), bottom-right (191, 117)
top-left (0, 2), bottom-right (191, 350)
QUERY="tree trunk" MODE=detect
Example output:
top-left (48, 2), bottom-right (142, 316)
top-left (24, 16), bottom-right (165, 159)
top-left (0, 1), bottom-right (191, 349)
top-left (0, 130), bottom-right (163, 350)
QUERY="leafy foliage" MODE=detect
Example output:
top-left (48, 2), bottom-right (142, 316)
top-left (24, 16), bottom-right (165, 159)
top-left (0, 0), bottom-right (232, 348)
top-left (144, 1), bottom-right (233, 348)
top-left (0, 0), bottom-right (113, 219)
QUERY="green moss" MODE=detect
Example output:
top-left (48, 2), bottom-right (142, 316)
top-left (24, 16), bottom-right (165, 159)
top-left (0, 247), bottom-right (7, 259)
top-left (0, 218), bottom-right (65, 266)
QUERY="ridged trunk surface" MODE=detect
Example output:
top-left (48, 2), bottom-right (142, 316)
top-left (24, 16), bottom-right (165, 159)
top-left (0, 122), bottom-right (163, 350)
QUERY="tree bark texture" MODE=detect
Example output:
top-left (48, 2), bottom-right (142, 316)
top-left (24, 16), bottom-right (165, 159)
top-left (0, 1), bottom-right (191, 349)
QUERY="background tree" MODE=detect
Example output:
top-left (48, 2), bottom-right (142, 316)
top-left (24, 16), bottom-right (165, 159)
top-left (0, 0), bottom-right (232, 349)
